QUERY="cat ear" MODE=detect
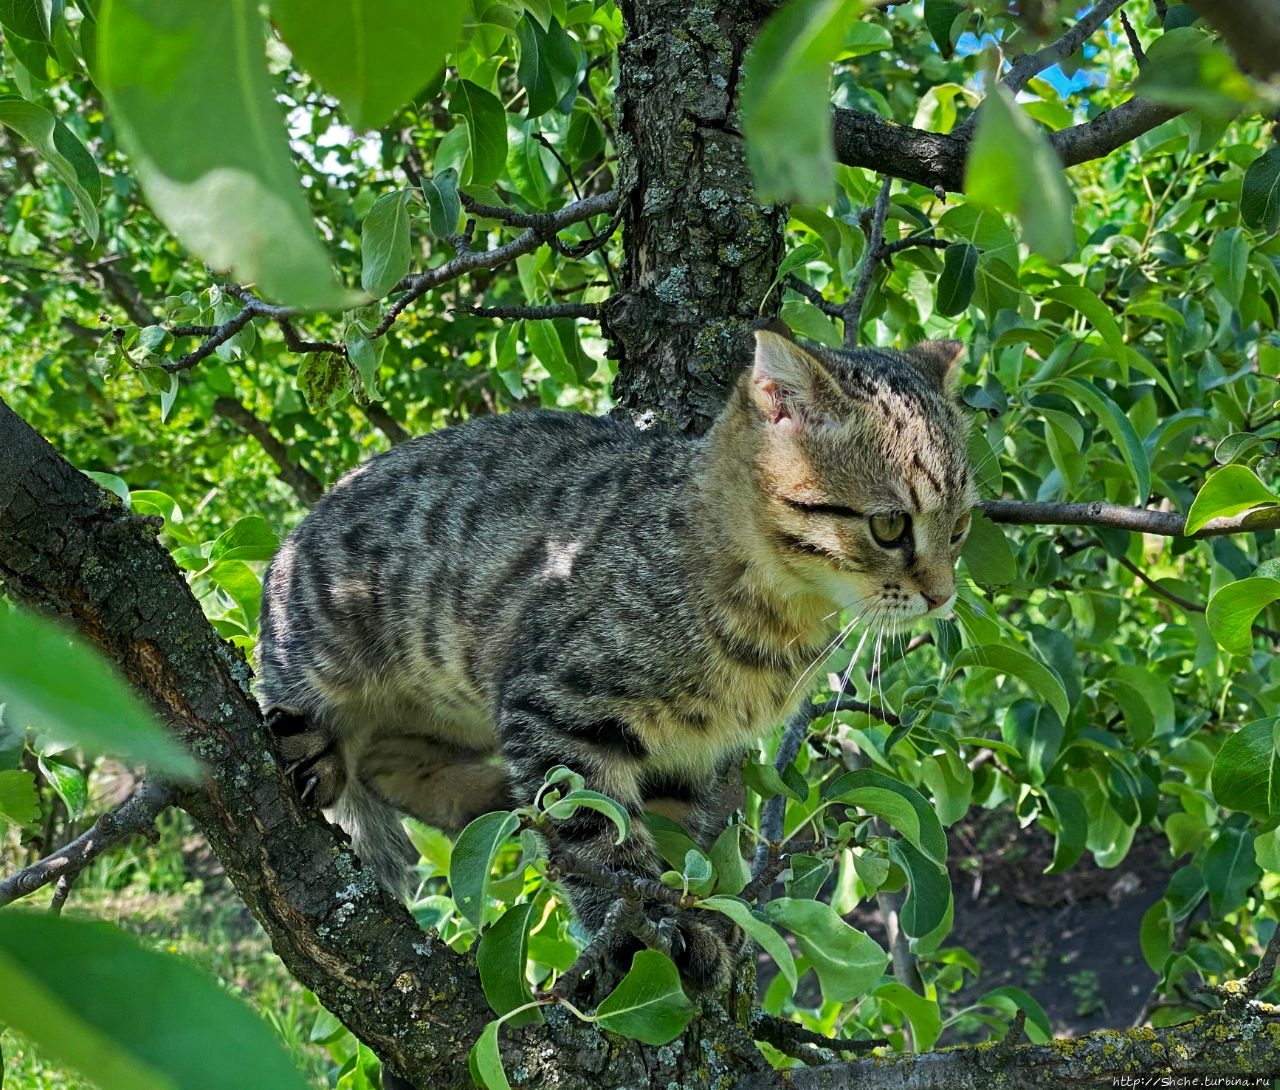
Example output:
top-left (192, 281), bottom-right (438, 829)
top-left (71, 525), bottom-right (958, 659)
top-left (752, 329), bottom-right (843, 430)
top-left (905, 340), bottom-right (965, 393)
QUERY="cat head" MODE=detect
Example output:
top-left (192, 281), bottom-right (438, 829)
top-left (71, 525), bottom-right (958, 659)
top-left (745, 324), bottom-right (978, 626)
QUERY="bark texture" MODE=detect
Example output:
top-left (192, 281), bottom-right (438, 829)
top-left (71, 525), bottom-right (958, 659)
top-left (606, 0), bottom-right (785, 435)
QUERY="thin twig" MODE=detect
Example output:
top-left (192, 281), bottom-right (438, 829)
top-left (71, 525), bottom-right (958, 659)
top-left (370, 190), bottom-right (619, 339)
top-left (752, 706), bottom-right (815, 879)
top-left (1119, 10), bottom-right (1146, 65)
top-left (784, 274), bottom-right (845, 319)
top-left (844, 176), bottom-right (893, 348)
top-left (1000, 0), bottom-right (1130, 96)
top-left (0, 781), bottom-right (176, 908)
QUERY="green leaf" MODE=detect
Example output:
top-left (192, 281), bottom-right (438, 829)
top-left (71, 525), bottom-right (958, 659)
top-left (1208, 226), bottom-right (1248, 306)
top-left (1041, 784), bottom-right (1088, 873)
top-left (1241, 145), bottom-right (1280, 232)
top-left (874, 981), bottom-right (942, 1051)
top-left (743, 759), bottom-right (807, 802)
top-left (1205, 577), bottom-right (1280, 656)
top-left (961, 511), bottom-right (1014, 586)
top-left (515, 14), bottom-right (579, 118)
top-left (594, 950), bottom-right (694, 1045)
top-left (0, 769), bottom-right (40, 826)
top-left (360, 189), bottom-right (413, 299)
top-left (701, 895), bottom-right (797, 996)
top-left (450, 810), bottom-right (520, 928)
top-left (208, 515), bottom-right (278, 565)
top-left (966, 86), bottom-right (1074, 261)
top-left (888, 840), bottom-right (952, 937)
top-left (39, 755), bottom-right (88, 821)
top-left (1042, 377), bottom-right (1150, 505)
top-left (296, 352), bottom-right (348, 411)
top-left (421, 168), bottom-right (461, 239)
top-left (950, 643), bottom-right (1070, 729)
top-left (476, 902), bottom-right (543, 1026)
top-left (345, 326), bottom-right (383, 401)
top-left (98, 0), bottom-right (346, 308)
top-left (1210, 717), bottom-right (1280, 818)
top-left (1203, 824), bottom-right (1260, 917)
top-left (763, 898), bottom-right (888, 1002)
top-left (0, 607), bottom-right (197, 778)
top-left (543, 789), bottom-right (630, 844)
top-left (0, 0), bottom-right (54, 41)
top-left (467, 1021), bottom-right (511, 1090)
top-left (707, 823), bottom-right (750, 896)
top-left (824, 769), bottom-right (947, 867)
top-left (923, 0), bottom-right (966, 56)
top-left (839, 21), bottom-right (892, 58)
top-left (1134, 27), bottom-right (1254, 117)
top-left (1185, 465), bottom-right (1280, 534)
top-left (936, 241), bottom-right (977, 317)
top-left (452, 79), bottom-right (508, 187)
top-left (784, 853), bottom-right (831, 901)
top-left (0, 95), bottom-right (100, 242)
top-left (740, 0), bottom-right (860, 204)
top-left (0, 912), bottom-right (313, 1090)
top-left (269, 0), bottom-right (466, 131)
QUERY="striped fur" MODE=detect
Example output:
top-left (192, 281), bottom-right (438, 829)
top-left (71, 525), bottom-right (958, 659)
top-left (256, 327), bottom-right (976, 988)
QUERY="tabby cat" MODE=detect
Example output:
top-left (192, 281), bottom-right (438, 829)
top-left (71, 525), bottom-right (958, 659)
top-left (256, 324), bottom-right (976, 988)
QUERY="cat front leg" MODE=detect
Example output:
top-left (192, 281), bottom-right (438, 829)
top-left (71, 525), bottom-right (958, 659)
top-left (498, 685), bottom-right (737, 990)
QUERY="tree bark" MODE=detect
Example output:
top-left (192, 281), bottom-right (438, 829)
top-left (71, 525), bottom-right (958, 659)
top-left (606, 0), bottom-right (786, 435)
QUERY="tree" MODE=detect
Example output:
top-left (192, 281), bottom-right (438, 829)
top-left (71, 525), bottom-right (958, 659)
top-left (2, 0), bottom-right (1280, 1087)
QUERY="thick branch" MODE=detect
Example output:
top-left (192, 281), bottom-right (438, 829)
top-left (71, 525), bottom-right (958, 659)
top-left (735, 1009), bottom-right (1280, 1089)
top-left (833, 97), bottom-right (1179, 194)
top-left (0, 781), bottom-right (175, 908)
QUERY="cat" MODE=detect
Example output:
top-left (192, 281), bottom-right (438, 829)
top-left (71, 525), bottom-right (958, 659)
top-left (255, 322), bottom-right (976, 989)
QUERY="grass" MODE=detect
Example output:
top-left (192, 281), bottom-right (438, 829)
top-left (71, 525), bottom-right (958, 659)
top-left (1, 812), bottom-right (341, 1090)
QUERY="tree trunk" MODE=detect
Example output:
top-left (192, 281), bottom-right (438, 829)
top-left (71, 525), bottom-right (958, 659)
top-left (606, 0), bottom-right (785, 435)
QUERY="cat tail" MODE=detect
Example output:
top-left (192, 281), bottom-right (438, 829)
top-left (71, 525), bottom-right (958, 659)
top-left (333, 780), bottom-right (417, 895)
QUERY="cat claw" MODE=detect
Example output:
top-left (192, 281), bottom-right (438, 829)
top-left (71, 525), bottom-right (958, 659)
top-left (299, 774), bottom-right (319, 801)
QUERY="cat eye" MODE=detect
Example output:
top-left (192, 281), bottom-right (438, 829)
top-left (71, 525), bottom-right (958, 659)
top-left (869, 512), bottom-right (909, 547)
top-left (950, 511), bottom-right (972, 544)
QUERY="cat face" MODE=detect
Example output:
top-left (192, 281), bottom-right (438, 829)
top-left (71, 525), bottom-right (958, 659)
top-left (750, 329), bottom-right (978, 628)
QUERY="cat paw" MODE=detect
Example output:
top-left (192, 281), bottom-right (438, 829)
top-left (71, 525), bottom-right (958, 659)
top-left (670, 909), bottom-right (747, 991)
top-left (266, 708), bottom-right (345, 808)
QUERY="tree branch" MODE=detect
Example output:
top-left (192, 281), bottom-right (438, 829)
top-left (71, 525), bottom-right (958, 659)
top-left (845, 176), bottom-right (892, 348)
top-left (981, 498), bottom-right (1280, 538)
top-left (733, 1008), bottom-right (1280, 1089)
top-left (833, 97), bottom-right (1180, 194)
top-left (459, 302), bottom-right (602, 320)
top-left (0, 781), bottom-right (176, 909)
top-left (999, 0), bottom-right (1132, 97)
top-left (370, 190), bottom-right (620, 339)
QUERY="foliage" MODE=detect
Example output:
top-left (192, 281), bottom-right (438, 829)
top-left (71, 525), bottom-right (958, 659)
top-left (1, 0), bottom-right (1279, 1088)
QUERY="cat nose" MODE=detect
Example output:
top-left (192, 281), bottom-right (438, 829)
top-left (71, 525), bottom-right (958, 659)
top-left (923, 591), bottom-right (951, 612)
